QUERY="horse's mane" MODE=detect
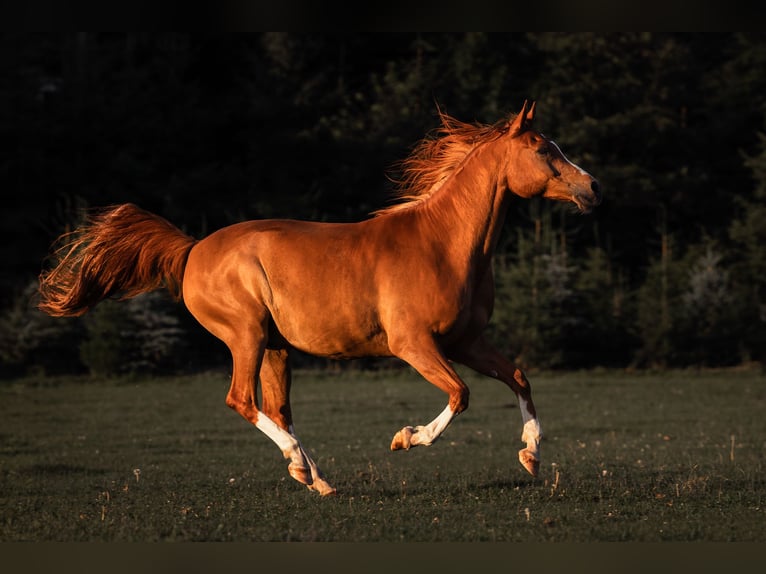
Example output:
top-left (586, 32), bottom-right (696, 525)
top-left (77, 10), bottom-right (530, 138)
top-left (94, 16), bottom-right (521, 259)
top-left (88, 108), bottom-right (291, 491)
top-left (374, 109), bottom-right (512, 216)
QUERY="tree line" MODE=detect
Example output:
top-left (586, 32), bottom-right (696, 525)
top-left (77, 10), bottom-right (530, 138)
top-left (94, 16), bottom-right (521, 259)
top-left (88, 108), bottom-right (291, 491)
top-left (1, 33), bottom-right (764, 377)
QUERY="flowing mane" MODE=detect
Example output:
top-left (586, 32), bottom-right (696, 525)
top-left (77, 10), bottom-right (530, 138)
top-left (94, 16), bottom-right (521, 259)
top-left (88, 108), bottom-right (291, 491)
top-left (374, 109), bottom-right (511, 216)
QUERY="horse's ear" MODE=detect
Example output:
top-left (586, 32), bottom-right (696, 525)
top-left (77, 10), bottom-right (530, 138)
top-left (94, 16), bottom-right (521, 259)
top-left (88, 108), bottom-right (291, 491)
top-left (526, 101), bottom-right (536, 122)
top-left (509, 99), bottom-right (535, 136)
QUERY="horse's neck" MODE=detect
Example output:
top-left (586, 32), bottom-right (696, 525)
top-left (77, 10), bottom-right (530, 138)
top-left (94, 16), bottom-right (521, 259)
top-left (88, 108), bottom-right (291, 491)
top-left (418, 143), bottom-right (509, 266)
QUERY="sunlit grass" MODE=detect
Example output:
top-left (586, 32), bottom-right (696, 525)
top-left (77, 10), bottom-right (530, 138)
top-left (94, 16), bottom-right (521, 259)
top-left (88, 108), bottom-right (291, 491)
top-left (1, 367), bottom-right (764, 541)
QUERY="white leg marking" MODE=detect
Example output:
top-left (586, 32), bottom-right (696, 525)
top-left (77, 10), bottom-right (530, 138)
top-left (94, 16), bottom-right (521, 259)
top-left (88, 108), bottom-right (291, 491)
top-left (392, 404), bottom-right (457, 450)
top-left (522, 418), bottom-right (542, 448)
top-left (517, 397), bottom-right (542, 476)
top-left (255, 413), bottom-right (303, 463)
top-left (518, 397), bottom-right (542, 449)
top-left (411, 404), bottom-right (456, 447)
top-left (279, 422), bottom-right (336, 495)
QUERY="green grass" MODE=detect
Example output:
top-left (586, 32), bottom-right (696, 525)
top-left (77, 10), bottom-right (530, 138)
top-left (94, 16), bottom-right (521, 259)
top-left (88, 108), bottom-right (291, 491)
top-left (1, 366), bottom-right (764, 541)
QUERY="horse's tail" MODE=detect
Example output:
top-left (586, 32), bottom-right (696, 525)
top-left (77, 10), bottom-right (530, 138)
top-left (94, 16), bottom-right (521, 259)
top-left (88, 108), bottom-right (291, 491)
top-left (38, 203), bottom-right (197, 317)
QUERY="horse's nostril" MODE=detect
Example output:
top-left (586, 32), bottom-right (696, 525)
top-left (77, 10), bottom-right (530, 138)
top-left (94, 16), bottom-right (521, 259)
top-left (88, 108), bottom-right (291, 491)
top-left (591, 179), bottom-right (601, 201)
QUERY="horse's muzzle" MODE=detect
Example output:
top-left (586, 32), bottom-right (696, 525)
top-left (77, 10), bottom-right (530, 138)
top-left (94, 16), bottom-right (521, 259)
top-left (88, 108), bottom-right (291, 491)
top-left (590, 179), bottom-right (602, 205)
top-left (576, 178), bottom-right (602, 213)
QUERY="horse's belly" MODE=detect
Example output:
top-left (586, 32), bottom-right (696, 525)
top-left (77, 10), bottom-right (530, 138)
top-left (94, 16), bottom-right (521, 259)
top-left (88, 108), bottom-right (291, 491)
top-left (268, 303), bottom-right (391, 359)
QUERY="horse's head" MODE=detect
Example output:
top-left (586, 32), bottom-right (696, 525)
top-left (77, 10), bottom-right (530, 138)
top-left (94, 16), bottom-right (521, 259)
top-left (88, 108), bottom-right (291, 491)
top-left (504, 100), bottom-right (601, 213)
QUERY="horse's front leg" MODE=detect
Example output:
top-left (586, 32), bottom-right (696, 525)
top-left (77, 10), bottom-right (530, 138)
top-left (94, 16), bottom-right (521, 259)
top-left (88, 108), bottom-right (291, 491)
top-left (451, 336), bottom-right (542, 477)
top-left (388, 335), bottom-right (470, 451)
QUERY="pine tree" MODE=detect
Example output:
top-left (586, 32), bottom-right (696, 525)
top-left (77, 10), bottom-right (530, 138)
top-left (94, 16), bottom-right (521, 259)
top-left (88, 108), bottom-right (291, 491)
top-left (573, 245), bottom-right (635, 367)
top-left (0, 281), bottom-right (85, 377)
top-left (491, 200), bottom-right (580, 369)
top-left (633, 219), bottom-right (685, 368)
top-left (79, 299), bottom-right (137, 378)
top-left (125, 292), bottom-right (187, 374)
top-left (678, 244), bottom-right (740, 366)
top-left (729, 130), bottom-right (766, 366)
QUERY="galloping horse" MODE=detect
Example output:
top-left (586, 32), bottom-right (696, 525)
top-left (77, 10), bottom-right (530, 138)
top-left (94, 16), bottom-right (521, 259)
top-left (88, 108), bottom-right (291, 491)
top-left (38, 101), bottom-right (600, 495)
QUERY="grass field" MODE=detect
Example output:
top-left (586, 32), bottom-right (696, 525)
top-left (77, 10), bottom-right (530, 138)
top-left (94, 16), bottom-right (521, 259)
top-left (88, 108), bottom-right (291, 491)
top-left (1, 366), bottom-right (764, 542)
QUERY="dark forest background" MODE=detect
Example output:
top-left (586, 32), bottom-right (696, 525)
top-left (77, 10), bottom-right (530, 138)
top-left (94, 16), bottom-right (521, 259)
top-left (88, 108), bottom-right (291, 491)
top-left (1, 33), bottom-right (765, 377)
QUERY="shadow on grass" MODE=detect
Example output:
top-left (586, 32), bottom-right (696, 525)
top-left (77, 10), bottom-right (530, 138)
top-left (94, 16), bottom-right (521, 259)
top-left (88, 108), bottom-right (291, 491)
top-left (333, 476), bottom-right (538, 500)
top-left (21, 463), bottom-right (108, 477)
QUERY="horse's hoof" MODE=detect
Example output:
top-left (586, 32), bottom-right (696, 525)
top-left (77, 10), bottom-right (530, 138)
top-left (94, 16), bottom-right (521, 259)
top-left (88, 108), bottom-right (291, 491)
top-left (390, 427), bottom-right (413, 451)
top-left (518, 448), bottom-right (540, 477)
top-left (288, 462), bottom-right (312, 485)
top-left (309, 479), bottom-right (337, 496)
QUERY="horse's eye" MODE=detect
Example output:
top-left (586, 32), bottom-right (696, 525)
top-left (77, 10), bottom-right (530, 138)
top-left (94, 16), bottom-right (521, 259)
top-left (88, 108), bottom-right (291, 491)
top-left (536, 146), bottom-right (550, 157)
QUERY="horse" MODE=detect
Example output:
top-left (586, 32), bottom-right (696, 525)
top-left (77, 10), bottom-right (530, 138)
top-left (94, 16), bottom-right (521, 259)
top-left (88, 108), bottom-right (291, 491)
top-left (37, 101), bottom-right (600, 496)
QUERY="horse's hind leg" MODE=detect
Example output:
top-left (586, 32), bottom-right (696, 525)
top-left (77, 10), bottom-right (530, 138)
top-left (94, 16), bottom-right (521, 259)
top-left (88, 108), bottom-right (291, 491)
top-left (222, 327), bottom-right (327, 493)
top-left (260, 349), bottom-right (336, 495)
top-left (182, 252), bottom-right (329, 494)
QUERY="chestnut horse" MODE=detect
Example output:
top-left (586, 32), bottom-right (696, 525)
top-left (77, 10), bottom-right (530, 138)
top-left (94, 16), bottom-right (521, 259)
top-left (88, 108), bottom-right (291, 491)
top-left (38, 101), bottom-right (600, 495)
